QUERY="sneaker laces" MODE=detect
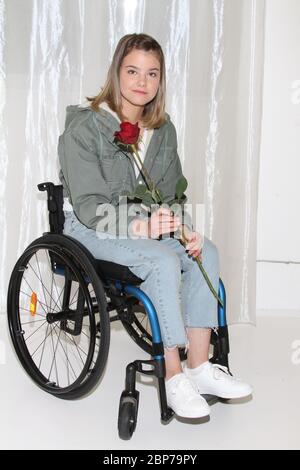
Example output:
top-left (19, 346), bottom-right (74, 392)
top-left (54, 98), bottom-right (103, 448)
top-left (171, 376), bottom-right (198, 400)
top-left (211, 363), bottom-right (239, 381)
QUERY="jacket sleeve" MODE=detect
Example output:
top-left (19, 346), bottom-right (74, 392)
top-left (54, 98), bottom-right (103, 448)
top-left (58, 130), bottom-right (148, 237)
top-left (156, 122), bottom-right (194, 232)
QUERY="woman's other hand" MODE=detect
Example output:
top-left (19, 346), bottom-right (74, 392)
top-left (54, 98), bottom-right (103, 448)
top-left (181, 226), bottom-right (203, 260)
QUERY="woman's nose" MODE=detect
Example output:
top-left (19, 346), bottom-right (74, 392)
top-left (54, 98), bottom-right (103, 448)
top-left (137, 75), bottom-right (146, 86)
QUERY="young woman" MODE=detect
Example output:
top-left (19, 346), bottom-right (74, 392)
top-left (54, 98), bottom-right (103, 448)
top-left (58, 33), bottom-right (252, 419)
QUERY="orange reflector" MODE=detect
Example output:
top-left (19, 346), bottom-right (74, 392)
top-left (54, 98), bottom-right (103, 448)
top-left (30, 292), bottom-right (37, 316)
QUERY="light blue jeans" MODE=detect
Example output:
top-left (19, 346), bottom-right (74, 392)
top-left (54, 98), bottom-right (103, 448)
top-left (63, 211), bottom-right (219, 348)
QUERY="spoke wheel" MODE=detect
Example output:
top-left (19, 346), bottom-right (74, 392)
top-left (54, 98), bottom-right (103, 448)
top-left (7, 235), bottom-right (110, 399)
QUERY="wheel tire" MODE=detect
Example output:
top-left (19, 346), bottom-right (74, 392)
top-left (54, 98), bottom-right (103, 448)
top-left (118, 397), bottom-right (138, 440)
top-left (7, 233), bottom-right (110, 399)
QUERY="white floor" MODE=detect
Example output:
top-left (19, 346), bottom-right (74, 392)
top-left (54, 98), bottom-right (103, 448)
top-left (0, 314), bottom-right (299, 450)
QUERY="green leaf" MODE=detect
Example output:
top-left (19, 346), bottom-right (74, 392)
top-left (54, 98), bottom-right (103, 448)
top-left (175, 176), bottom-right (188, 200)
top-left (134, 184), bottom-right (148, 198)
top-left (120, 190), bottom-right (132, 196)
top-left (132, 195), bottom-right (142, 201)
top-left (180, 193), bottom-right (188, 204)
top-left (142, 192), bottom-right (156, 208)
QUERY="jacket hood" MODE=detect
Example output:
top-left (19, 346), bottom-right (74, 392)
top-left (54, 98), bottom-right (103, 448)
top-left (64, 104), bottom-right (89, 129)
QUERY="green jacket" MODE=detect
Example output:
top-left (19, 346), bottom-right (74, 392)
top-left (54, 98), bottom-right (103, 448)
top-left (58, 104), bottom-right (193, 236)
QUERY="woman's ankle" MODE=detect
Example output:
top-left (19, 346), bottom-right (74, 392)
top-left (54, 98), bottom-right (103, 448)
top-left (166, 369), bottom-right (183, 381)
top-left (164, 346), bottom-right (182, 381)
top-left (186, 357), bottom-right (209, 369)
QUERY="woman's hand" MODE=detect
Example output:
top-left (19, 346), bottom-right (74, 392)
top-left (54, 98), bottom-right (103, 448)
top-left (131, 207), bottom-right (181, 239)
top-left (181, 226), bottom-right (203, 260)
top-left (149, 207), bottom-right (181, 239)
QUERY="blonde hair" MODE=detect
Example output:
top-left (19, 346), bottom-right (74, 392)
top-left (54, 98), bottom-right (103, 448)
top-left (86, 33), bottom-right (167, 129)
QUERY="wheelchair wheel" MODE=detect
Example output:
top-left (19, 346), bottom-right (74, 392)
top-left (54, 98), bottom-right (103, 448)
top-left (121, 301), bottom-right (152, 354)
top-left (7, 234), bottom-right (110, 399)
top-left (118, 394), bottom-right (139, 440)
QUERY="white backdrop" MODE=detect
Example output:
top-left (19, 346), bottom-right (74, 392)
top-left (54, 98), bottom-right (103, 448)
top-left (257, 0), bottom-right (300, 315)
top-left (0, 0), bottom-right (265, 323)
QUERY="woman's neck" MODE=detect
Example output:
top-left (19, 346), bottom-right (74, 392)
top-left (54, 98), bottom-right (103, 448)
top-left (121, 102), bottom-right (144, 126)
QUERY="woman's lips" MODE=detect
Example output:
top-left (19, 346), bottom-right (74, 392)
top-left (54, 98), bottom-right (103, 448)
top-left (133, 90), bottom-right (147, 94)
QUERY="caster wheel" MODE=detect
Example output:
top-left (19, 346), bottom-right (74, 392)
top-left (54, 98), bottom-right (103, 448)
top-left (118, 393), bottom-right (139, 440)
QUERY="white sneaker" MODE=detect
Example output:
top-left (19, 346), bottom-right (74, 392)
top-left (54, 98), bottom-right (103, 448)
top-left (185, 361), bottom-right (253, 399)
top-left (165, 373), bottom-right (210, 418)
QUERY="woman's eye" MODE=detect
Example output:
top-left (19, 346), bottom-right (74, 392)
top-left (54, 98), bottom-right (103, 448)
top-left (127, 70), bottom-right (158, 78)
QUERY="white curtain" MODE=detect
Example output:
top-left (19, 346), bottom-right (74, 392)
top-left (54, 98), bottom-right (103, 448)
top-left (0, 0), bottom-right (265, 323)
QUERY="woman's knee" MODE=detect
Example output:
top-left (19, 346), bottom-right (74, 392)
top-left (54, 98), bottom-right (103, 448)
top-left (152, 244), bottom-right (181, 273)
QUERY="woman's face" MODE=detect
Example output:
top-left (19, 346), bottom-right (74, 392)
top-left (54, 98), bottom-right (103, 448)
top-left (119, 49), bottom-right (161, 110)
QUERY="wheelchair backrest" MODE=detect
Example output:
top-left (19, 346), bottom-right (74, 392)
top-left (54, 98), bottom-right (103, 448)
top-left (38, 182), bottom-right (65, 234)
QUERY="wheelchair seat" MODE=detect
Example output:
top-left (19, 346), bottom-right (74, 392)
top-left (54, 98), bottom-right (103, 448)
top-left (94, 259), bottom-right (142, 285)
top-left (38, 182), bottom-right (143, 285)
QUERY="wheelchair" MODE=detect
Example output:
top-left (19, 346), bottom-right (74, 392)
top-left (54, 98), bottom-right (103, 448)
top-left (7, 182), bottom-right (230, 440)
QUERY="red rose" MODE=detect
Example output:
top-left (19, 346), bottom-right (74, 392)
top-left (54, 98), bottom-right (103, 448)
top-left (114, 121), bottom-right (140, 145)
